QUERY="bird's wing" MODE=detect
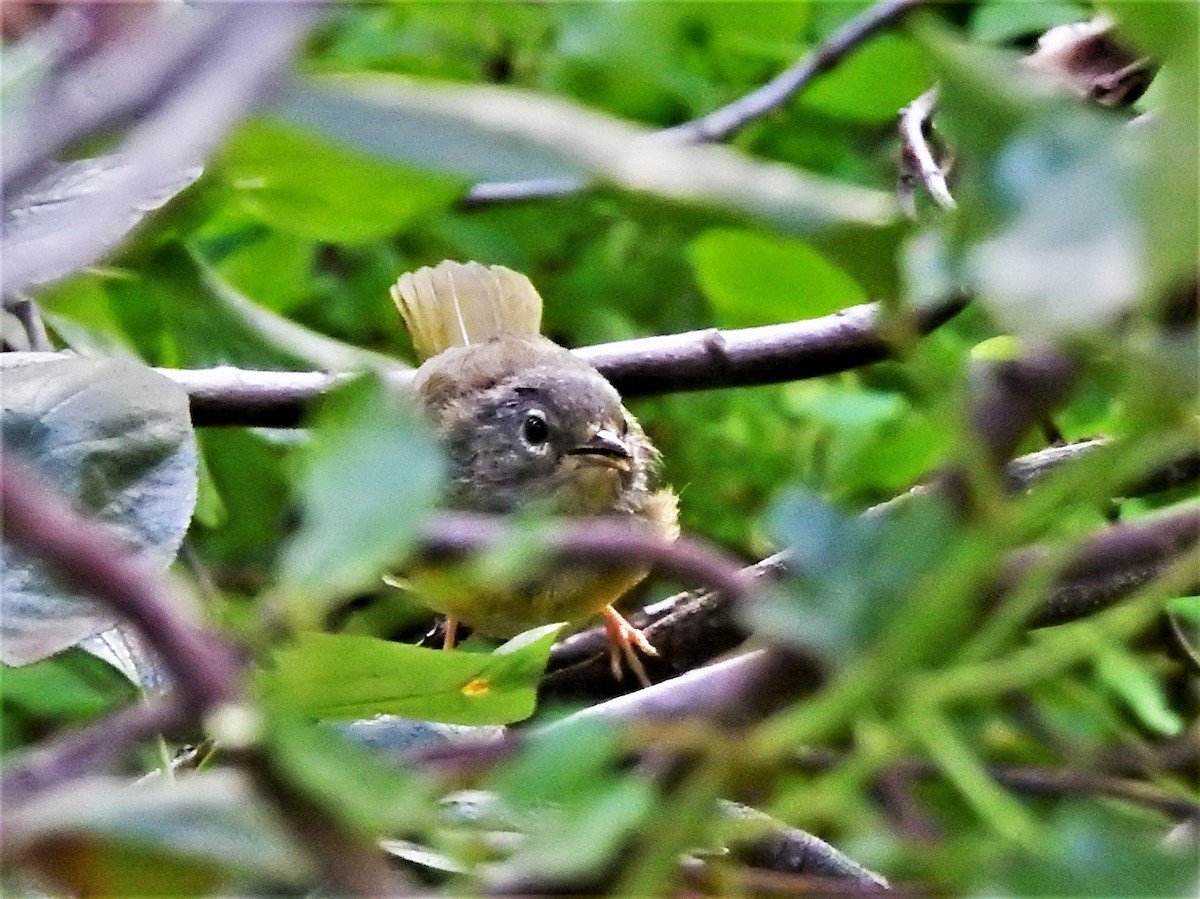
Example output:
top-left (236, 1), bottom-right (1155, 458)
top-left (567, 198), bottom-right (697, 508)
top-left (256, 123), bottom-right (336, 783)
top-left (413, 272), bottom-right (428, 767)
top-left (390, 260), bottom-right (543, 360)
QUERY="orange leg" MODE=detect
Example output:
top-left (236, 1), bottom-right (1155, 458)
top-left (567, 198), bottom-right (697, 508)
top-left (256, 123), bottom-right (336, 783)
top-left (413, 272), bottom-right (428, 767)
top-left (602, 605), bottom-right (658, 687)
top-left (442, 617), bottom-right (459, 650)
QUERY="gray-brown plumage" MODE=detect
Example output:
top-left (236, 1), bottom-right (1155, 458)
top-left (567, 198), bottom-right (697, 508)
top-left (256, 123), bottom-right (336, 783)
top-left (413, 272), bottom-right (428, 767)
top-left (389, 260), bottom-right (679, 682)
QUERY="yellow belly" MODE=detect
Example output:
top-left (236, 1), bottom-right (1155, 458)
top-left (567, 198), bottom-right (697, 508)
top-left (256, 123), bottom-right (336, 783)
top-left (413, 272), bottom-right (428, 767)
top-left (405, 561), bottom-right (649, 637)
top-left (401, 489), bottom-right (680, 638)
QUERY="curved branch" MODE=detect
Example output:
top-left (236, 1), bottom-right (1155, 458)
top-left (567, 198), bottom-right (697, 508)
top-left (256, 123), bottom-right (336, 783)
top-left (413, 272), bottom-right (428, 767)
top-left (663, 0), bottom-right (930, 144)
top-left (0, 460), bottom-right (240, 714)
top-left (1012, 501), bottom-right (1200, 627)
top-left (146, 293), bottom-right (967, 427)
top-left (897, 86), bottom-right (956, 213)
top-left (0, 460), bottom-right (411, 895)
top-left (463, 0), bottom-right (931, 206)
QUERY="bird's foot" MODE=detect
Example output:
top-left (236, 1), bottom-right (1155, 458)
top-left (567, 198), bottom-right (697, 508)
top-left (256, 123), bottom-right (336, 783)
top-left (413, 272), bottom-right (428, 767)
top-left (602, 605), bottom-right (657, 688)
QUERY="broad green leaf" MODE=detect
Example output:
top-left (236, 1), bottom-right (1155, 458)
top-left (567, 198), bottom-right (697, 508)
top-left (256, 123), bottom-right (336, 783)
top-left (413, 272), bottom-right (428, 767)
top-left (278, 374), bottom-right (444, 604)
top-left (799, 35), bottom-right (934, 123)
top-left (689, 228), bottom-right (867, 328)
top-left (264, 713), bottom-right (437, 833)
top-left (258, 626), bottom-right (560, 724)
top-left (1107, 2), bottom-right (1199, 301)
top-left (274, 76), bottom-right (897, 232)
top-left (194, 429), bottom-right (294, 569)
top-left (217, 119), bottom-right (464, 244)
top-left (0, 354), bottom-right (197, 666)
top-left (200, 224), bottom-right (317, 313)
top-left (1094, 645), bottom-right (1184, 737)
top-left (5, 772), bottom-right (314, 892)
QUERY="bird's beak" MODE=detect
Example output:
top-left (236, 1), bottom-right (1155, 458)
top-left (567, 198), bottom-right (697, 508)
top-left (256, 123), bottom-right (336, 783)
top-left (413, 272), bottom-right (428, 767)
top-left (567, 428), bottom-right (632, 468)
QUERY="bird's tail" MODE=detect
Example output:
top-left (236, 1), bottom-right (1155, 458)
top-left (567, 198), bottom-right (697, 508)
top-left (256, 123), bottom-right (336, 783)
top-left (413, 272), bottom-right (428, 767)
top-left (390, 260), bottom-right (543, 361)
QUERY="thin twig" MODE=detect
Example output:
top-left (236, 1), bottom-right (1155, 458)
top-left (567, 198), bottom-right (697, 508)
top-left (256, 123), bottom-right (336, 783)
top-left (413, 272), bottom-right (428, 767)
top-left (1010, 501), bottom-right (1200, 627)
top-left (662, 0), bottom-right (931, 144)
top-left (462, 0), bottom-right (931, 205)
top-left (420, 512), bottom-right (757, 602)
top-left (6, 297), bottom-right (54, 350)
top-left (721, 801), bottom-right (891, 887)
top-left (897, 86), bottom-right (956, 213)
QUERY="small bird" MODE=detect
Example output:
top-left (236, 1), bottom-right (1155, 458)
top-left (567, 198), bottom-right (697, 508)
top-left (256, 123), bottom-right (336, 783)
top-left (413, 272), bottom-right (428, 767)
top-left (388, 260), bottom-right (679, 684)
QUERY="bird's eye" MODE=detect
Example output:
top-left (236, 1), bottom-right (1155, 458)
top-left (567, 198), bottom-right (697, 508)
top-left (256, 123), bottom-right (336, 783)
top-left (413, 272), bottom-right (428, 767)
top-left (522, 410), bottom-right (549, 446)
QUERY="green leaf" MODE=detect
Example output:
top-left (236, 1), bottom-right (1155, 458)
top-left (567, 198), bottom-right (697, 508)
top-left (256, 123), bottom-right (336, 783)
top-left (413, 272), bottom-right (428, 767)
top-left (5, 772), bottom-right (314, 892)
top-left (799, 35), bottom-right (933, 123)
top-left (689, 228), bottom-right (867, 328)
top-left (258, 625), bottom-right (561, 725)
top-left (1108, 1), bottom-right (1199, 301)
top-left (924, 26), bottom-right (1148, 338)
top-left (278, 374), bottom-right (445, 605)
top-left (40, 246), bottom-right (400, 371)
top-left (0, 354), bottom-right (197, 666)
top-left (1094, 645), bottom-right (1183, 737)
top-left (201, 224), bottom-right (316, 313)
top-left (217, 119), bottom-right (464, 244)
top-left (0, 648), bottom-right (137, 721)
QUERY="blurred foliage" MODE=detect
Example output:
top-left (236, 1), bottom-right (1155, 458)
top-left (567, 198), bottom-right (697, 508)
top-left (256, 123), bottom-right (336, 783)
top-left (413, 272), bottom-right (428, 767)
top-left (2, 1), bottom-right (1197, 897)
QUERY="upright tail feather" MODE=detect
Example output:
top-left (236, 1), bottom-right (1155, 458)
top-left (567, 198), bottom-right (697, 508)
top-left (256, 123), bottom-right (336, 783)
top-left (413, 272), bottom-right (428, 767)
top-left (390, 260), bottom-right (543, 361)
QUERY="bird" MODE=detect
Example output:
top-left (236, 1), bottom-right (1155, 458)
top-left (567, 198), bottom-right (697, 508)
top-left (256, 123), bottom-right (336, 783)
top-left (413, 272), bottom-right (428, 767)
top-left (387, 260), bottom-right (679, 685)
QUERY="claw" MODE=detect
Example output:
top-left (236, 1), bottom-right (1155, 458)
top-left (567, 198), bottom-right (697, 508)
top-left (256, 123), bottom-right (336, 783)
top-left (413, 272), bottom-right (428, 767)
top-left (602, 605), bottom-right (657, 687)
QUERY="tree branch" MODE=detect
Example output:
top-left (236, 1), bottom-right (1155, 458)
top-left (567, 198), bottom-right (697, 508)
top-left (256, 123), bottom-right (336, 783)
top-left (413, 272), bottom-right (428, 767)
top-left (1010, 501), bottom-right (1200, 627)
top-left (134, 293), bottom-right (967, 426)
top-left (462, 0), bottom-right (931, 206)
top-left (794, 748), bottom-right (1200, 821)
top-left (662, 0), bottom-right (931, 144)
top-left (897, 86), bottom-right (956, 214)
top-left (545, 492), bottom-right (1200, 700)
top-left (419, 512), bottom-right (758, 602)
